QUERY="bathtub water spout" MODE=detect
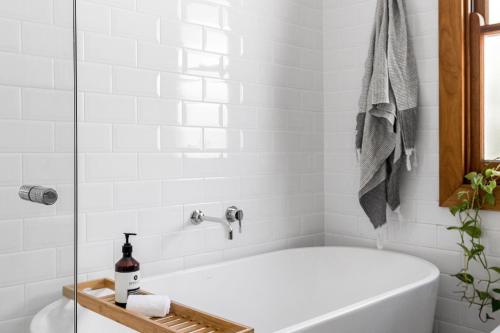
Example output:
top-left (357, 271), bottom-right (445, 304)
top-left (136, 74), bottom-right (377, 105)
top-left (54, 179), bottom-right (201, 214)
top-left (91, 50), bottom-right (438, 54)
top-left (190, 208), bottom-right (241, 240)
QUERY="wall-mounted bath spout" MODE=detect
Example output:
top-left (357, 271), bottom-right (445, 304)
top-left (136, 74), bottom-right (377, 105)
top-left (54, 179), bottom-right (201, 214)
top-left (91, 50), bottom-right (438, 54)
top-left (190, 206), bottom-right (244, 240)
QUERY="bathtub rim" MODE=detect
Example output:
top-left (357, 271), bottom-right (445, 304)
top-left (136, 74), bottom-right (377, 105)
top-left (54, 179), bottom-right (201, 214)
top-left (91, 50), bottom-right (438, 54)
top-left (143, 246), bottom-right (440, 283)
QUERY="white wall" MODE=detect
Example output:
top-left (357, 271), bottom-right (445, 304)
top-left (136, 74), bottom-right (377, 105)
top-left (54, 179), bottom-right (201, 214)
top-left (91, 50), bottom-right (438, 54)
top-left (3, 0), bottom-right (492, 332)
top-left (76, 0), bottom-right (324, 293)
top-left (0, 0), bottom-right (75, 331)
top-left (323, 0), bottom-right (500, 332)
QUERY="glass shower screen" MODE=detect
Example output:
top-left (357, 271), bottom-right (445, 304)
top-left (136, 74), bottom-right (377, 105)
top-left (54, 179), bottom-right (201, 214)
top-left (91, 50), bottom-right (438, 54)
top-left (0, 0), bottom-right (77, 332)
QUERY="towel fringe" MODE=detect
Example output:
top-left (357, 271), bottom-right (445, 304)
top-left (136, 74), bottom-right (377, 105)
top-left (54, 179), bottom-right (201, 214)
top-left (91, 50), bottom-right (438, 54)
top-left (405, 148), bottom-right (416, 171)
top-left (375, 224), bottom-right (387, 250)
top-left (393, 205), bottom-right (403, 221)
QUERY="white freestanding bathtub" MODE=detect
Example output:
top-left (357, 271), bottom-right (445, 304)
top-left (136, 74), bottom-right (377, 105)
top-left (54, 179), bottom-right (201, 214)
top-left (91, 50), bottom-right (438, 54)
top-left (31, 247), bottom-right (439, 333)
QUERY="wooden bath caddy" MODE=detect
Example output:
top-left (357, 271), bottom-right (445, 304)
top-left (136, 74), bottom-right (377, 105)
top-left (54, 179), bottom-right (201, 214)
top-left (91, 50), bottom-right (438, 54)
top-left (63, 278), bottom-right (253, 333)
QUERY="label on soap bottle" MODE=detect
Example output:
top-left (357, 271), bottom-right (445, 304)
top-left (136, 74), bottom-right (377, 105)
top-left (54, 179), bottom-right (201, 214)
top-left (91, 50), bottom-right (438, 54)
top-left (115, 271), bottom-right (141, 304)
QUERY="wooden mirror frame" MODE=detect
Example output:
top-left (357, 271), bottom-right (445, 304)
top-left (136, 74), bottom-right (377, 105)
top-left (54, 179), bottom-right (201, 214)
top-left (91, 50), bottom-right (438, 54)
top-left (439, 0), bottom-right (500, 209)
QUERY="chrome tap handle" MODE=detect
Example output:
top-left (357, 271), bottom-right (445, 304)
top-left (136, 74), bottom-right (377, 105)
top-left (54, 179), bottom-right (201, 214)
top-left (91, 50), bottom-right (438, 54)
top-left (236, 209), bottom-right (243, 233)
top-left (191, 210), bottom-right (205, 224)
top-left (226, 206), bottom-right (244, 233)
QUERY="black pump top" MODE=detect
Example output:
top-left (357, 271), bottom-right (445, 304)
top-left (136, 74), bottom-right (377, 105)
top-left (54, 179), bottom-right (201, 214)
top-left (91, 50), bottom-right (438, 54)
top-left (122, 233), bottom-right (137, 257)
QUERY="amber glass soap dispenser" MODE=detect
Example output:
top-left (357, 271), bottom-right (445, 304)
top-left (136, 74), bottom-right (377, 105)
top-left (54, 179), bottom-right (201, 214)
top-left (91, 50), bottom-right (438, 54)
top-left (115, 233), bottom-right (140, 307)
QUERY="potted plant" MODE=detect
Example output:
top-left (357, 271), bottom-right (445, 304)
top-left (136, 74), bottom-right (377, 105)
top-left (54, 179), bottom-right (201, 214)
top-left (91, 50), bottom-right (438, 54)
top-left (448, 166), bottom-right (500, 322)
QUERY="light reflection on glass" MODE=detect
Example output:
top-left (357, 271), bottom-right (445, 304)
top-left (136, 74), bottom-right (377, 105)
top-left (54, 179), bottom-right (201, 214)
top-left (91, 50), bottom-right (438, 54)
top-left (484, 34), bottom-right (500, 160)
top-left (489, 0), bottom-right (500, 24)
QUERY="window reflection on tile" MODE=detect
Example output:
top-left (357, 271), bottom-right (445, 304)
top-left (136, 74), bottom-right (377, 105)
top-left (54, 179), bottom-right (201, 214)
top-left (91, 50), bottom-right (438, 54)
top-left (222, 57), bottom-right (258, 81)
top-left (204, 128), bottom-right (227, 151)
top-left (205, 29), bottom-right (228, 54)
top-left (160, 73), bottom-right (203, 101)
top-left (160, 20), bottom-right (203, 50)
top-left (204, 128), bottom-right (241, 152)
top-left (182, 1), bottom-right (220, 28)
top-left (160, 126), bottom-right (203, 151)
top-left (183, 102), bottom-right (220, 127)
top-left (185, 50), bottom-right (221, 77)
top-left (204, 78), bottom-right (241, 104)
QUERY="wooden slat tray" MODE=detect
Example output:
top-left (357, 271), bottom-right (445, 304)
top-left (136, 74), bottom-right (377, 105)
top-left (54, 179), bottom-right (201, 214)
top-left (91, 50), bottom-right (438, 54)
top-left (63, 278), bottom-right (253, 333)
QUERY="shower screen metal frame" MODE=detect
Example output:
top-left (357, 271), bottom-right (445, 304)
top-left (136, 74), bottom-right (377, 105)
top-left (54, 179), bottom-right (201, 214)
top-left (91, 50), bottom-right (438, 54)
top-left (72, 0), bottom-right (79, 331)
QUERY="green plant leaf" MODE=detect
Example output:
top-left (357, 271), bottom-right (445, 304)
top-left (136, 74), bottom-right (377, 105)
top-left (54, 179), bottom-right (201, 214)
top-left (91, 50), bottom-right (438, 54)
top-left (470, 247), bottom-right (485, 258)
top-left (493, 298), bottom-right (500, 312)
top-left (447, 226), bottom-right (460, 231)
top-left (490, 267), bottom-right (500, 274)
top-left (493, 289), bottom-right (500, 294)
top-left (482, 181), bottom-right (497, 194)
top-left (465, 172), bottom-right (478, 181)
top-left (450, 206), bottom-right (462, 216)
top-left (485, 169), bottom-right (494, 178)
top-left (451, 201), bottom-right (469, 215)
top-left (485, 192), bottom-right (496, 206)
top-left (454, 272), bottom-right (474, 284)
top-left (489, 180), bottom-right (497, 190)
top-left (464, 226), bottom-right (482, 238)
top-left (473, 244), bottom-right (485, 252)
top-left (463, 220), bottom-right (475, 228)
top-left (476, 290), bottom-right (490, 300)
top-left (457, 243), bottom-right (471, 256)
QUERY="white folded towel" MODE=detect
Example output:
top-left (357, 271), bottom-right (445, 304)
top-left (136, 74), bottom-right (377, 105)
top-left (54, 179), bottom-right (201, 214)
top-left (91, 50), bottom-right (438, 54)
top-left (126, 295), bottom-right (171, 317)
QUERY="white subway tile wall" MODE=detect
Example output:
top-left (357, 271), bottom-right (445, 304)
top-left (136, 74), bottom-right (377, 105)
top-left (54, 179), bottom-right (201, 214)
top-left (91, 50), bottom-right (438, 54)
top-left (81, 1), bottom-right (323, 333)
top-left (323, 1), bottom-right (499, 332)
top-left (3, 0), bottom-right (487, 332)
top-left (75, 0), bottom-right (324, 280)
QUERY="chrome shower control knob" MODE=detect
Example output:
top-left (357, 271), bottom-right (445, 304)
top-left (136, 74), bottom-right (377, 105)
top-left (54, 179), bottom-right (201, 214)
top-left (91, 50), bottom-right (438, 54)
top-left (19, 185), bottom-right (58, 205)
